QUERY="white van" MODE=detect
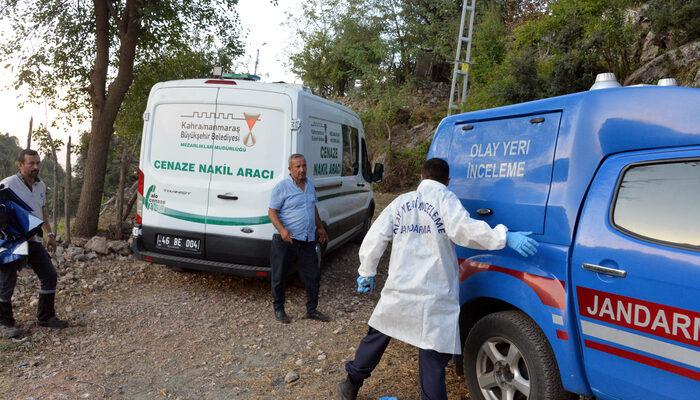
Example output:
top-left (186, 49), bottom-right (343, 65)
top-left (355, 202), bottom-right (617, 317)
top-left (131, 75), bottom-right (383, 277)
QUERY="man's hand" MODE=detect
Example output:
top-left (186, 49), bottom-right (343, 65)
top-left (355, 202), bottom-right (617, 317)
top-left (356, 276), bottom-right (374, 294)
top-left (46, 236), bottom-right (57, 254)
top-left (280, 228), bottom-right (293, 244)
top-left (317, 226), bottom-right (328, 245)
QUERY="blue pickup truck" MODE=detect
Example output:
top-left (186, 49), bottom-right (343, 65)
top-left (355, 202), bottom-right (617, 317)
top-left (428, 77), bottom-right (699, 399)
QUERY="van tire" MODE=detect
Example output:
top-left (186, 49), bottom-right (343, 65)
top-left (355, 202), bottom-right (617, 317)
top-left (463, 311), bottom-right (566, 400)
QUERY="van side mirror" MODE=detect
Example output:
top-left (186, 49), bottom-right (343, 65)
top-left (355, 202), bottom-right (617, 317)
top-left (372, 163), bottom-right (384, 183)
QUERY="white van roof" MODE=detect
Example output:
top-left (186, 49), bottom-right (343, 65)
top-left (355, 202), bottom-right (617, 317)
top-left (153, 79), bottom-right (360, 119)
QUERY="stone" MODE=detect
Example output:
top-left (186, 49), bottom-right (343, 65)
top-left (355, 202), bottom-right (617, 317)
top-left (84, 236), bottom-right (109, 255)
top-left (640, 31), bottom-right (661, 64)
top-left (86, 252), bottom-right (98, 260)
top-left (295, 359), bottom-right (304, 366)
top-left (55, 246), bottom-right (64, 259)
top-left (284, 371), bottom-right (299, 384)
top-left (71, 238), bottom-right (88, 247)
top-left (107, 240), bottom-right (129, 253)
top-left (64, 246), bottom-right (85, 260)
top-left (625, 40), bottom-right (700, 86)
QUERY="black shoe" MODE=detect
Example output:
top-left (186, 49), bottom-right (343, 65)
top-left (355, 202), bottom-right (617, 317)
top-left (38, 316), bottom-right (69, 329)
top-left (275, 309), bottom-right (291, 324)
top-left (0, 301), bottom-right (21, 338)
top-left (336, 377), bottom-right (361, 400)
top-left (305, 309), bottom-right (330, 322)
top-left (37, 293), bottom-right (68, 329)
top-left (0, 324), bottom-right (21, 339)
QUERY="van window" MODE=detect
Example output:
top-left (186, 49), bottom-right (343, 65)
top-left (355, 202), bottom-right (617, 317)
top-left (342, 125), bottom-right (359, 176)
top-left (613, 160), bottom-right (700, 249)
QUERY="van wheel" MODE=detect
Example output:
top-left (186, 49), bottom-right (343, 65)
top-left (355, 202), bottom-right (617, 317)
top-left (463, 311), bottom-right (566, 400)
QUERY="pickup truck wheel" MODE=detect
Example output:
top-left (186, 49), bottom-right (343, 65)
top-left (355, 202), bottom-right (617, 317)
top-left (464, 311), bottom-right (566, 400)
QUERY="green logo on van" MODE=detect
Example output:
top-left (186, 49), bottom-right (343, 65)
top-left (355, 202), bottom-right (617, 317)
top-left (144, 185), bottom-right (156, 210)
top-left (143, 184), bottom-right (270, 225)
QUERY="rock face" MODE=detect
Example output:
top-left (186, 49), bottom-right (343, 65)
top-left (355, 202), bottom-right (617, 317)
top-left (625, 40), bottom-right (700, 87)
top-left (85, 236), bottom-right (109, 255)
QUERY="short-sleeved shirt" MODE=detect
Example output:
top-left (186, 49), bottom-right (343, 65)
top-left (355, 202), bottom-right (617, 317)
top-left (1, 174), bottom-right (46, 242)
top-left (269, 176), bottom-right (317, 241)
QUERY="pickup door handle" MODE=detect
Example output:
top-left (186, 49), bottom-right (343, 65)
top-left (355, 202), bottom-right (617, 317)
top-left (582, 263), bottom-right (627, 278)
top-left (476, 208), bottom-right (492, 216)
top-left (357, 183), bottom-right (365, 187)
top-left (217, 194), bottom-right (238, 200)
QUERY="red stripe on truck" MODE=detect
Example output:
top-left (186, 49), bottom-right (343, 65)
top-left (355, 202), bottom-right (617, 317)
top-left (458, 259), bottom-right (566, 310)
top-left (585, 339), bottom-right (700, 382)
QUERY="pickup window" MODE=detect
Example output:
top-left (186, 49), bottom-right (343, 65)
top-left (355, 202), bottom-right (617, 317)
top-left (612, 160), bottom-right (700, 249)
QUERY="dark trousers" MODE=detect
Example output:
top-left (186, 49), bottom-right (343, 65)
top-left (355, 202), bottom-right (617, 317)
top-left (270, 234), bottom-right (319, 313)
top-left (345, 327), bottom-right (452, 400)
top-left (0, 242), bottom-right (58, 302)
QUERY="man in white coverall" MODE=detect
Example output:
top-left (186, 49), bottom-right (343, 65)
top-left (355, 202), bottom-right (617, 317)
top-left (336, 158), bottom-right (538, 400)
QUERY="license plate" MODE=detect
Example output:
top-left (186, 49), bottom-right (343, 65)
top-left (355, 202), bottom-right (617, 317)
top-left (155, 234), bottom-right (201, 253)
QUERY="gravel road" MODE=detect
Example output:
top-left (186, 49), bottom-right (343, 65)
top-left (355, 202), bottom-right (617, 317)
top-left (0, 193), bottom-right (470, 399)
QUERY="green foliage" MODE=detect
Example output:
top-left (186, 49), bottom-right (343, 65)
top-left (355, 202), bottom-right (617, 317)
top-left (0, 0), bottom-right (243, 123)
top-left (378, 140), bottom-right (431, 191)
top-left (290, 0), bottom-right (386, 97)
top-left (647, 0), bottom-right (700, 46)
top-left (290, 0), bottom-right (463, 97)
top-left (0, 133), bottom-right (21, 179)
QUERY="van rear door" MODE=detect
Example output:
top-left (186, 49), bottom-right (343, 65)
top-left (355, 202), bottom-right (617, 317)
top-left (141, 86), bottom-right (216, 256)
top-left (447, 112), bottom-right (561, 234)
top-left (204, 88), bottom-right (292, 266)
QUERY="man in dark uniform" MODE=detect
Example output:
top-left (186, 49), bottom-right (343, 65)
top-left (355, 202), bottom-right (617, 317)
top-left (0, 149), bottom-right (68, 338)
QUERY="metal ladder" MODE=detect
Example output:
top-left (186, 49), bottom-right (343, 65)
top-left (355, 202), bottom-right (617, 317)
top-left (447, 0), bottom-right (477, 115)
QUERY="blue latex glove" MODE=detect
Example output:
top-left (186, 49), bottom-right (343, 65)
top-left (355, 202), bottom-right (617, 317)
top-left (506, 231), bottom-right (539, 257)
top-left (379, 397), bottom-right (398, 400)
top-left (356, 276), bottom-right (375, 293)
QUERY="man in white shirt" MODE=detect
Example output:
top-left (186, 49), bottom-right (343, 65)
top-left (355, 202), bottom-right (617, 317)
top-left (0, 149), bottom-right (68, 338)
top-left (337, 158), bottom-right (538, 400)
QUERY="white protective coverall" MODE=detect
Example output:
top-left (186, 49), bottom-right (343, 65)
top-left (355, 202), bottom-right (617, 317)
top-left (358, 179), bottom-right (507, 354)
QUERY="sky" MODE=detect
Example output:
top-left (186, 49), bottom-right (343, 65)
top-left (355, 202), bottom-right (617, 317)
top-left (0, 0), bottom-right (304, 167)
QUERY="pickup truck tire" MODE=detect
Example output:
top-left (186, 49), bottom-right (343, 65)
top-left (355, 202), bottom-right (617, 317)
top-left (463, 311), bottom-right (566, 400)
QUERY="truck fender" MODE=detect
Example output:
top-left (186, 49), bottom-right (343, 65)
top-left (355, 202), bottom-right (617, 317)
top-left (458, 255), bottom-right (592, 396)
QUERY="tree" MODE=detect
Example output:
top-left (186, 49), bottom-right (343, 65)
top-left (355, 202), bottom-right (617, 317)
top-left (0, 134), bottom-right (22, 179)
top-left (33, 125), bottom-right (65, 233)
top-left (647, 0), bottom-right (700, 47)
top-left (0, 1), bottom-right (243, 236)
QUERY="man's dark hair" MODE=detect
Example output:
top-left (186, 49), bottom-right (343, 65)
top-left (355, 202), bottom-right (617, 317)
top-left (422, 158), bottom-right (449, 185)
top-left (17, 149), bottom-right (39, 164)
